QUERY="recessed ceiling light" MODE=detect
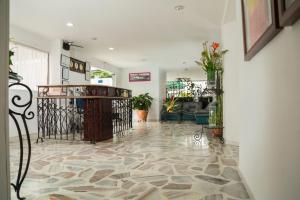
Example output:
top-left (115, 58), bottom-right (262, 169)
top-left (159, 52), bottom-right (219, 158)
top-left (66, 22), bottom-right (74, 27)
top-left (174, 5), bottom-right (185, 11)
top-left (108, 47), bottom-right (114, 51)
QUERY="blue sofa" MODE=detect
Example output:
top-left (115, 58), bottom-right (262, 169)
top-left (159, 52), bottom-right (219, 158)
top-left (161, 98), bottom-right (210, 124)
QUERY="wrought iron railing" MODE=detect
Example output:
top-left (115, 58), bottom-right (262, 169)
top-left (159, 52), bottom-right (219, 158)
top-left (9, 82), bottom-right (34, 200)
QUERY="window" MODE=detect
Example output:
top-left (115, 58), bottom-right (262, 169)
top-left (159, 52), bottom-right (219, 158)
top-left (90, 67), bottom-right (113, 86)
top-left (10, 43), bottom-right (48, 90)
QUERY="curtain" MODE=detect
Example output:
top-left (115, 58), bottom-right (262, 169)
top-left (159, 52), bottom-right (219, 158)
top-left (10, 43), bottom-right (48, 91)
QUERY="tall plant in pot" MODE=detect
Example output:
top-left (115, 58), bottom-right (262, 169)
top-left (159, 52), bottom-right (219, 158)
top-left (131, 93), bottom-right (154, 122)
top-left (196, 42), bottom-right (228, 87)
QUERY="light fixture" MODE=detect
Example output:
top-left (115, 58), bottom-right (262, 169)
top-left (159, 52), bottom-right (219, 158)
top-left (108, 47), bottom-right (114, 51)
top-left (66, 22), bottom-right (74, 27)
top-left (174, 5), bottom-right (185, 11)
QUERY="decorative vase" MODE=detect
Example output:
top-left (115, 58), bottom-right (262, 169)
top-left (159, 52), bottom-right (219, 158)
top-left (207, 69), bottom-right (216, 88)
top-left (136, 110), bottom-right (148, 122)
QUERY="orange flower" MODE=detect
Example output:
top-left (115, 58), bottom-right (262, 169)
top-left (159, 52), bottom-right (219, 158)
top-left (212, 42), bottom-right (220, 50)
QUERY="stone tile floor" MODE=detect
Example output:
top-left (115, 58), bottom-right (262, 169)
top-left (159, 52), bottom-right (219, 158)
top-left (10, 122), bottom-right (251, 200)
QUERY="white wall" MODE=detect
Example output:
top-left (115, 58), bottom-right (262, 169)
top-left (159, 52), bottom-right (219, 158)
top-left (166, 68), bottom-right (205, 81)
top-left (221, 1), bottom-right (240, 144)
top-left (70, 49), bottom-right (121, 86)
top-left (119, 67), bottom-right (165, 121)
top-left (222, 0), bottom-right (300, 199)
top-left (159, 69), bottom-right (167, 113)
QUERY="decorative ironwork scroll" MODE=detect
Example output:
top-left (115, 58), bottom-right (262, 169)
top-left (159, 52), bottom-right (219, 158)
top-left (9, 82), bottom-right (34, 200)
top-left (37, 85), bottom-right (132, 143)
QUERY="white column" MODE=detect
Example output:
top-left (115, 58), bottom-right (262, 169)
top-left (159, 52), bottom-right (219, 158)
top-left (0, 0), bottom-right (11, 199)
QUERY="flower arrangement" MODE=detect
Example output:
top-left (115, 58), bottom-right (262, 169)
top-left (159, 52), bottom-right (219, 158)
top-left (164, 96), bottom-right (180, 113)
top-left (196, 41), bottom-right (228, 73)
top-left (196, 42), bottom-right (228, 84)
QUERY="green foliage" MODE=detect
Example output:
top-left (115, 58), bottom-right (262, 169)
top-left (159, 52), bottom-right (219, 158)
top-left (216, 95), bottom-right (223, 126)
top-left (131, 93), bottom-right (154, 111)
top-left (209, 111), bottom-right (217, 125)
top-left (90, 70), bottom-right (112, 78)
top-left (195, 41), bottom-right (228, 73)
top-left (9, 50), bottom-right (14, 66)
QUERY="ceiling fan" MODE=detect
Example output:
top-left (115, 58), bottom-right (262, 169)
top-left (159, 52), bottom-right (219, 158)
top-left (63, 41), bottom-right (84, 50)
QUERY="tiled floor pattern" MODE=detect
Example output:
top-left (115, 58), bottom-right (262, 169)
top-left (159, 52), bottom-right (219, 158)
top-left (10, 122), bottom-right (250, 200)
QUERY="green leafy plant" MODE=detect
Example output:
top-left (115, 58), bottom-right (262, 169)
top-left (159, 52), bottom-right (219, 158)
top-left (90, 70), bottom-right (113, 79)
top-left (196, 42), bottom-right (228, 75)
top-left (131, 93), bottom-right (154, 111)
top-left (209, 111), bottom-right (217, 126)
top-left (164, 96), bottom-right (180, 113)
top-left (8, 49), bottom-right (23, 81)
top-left (9, 50), bottom-right (14, 67)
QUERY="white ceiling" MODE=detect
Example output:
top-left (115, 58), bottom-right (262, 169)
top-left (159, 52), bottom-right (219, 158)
top-left (10, 0), bottom-right (227, 69)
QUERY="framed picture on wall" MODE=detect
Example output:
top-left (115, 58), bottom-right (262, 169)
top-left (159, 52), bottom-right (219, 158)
top-left (62, 67), bottom-right (69, 80)
top-left (85, 71), bottom-right (91, 81)
top-left (60, 54), bottom-right (70, 67)
top-left (278, 0), bottom-right (300, 26)
top-left (62, 79), bottom-right (69, 85)
top-left (129, 72), bottom-right (151, 82)
top-left (241, 0), bottom-right (282, 61)
top-left (85, 62), bottom-right (91, 71)
top-left (70, 57), bottom-right (86, 74)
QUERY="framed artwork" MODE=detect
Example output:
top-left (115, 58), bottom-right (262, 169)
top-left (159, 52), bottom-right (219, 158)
top-left (241, 0), bottom-right (282, 61)
top-left (61, 80), bottom-right (69, 94)
top-left (85, 71), bottom-right (91, 81)
top-left (62, 67), bottom-right (69, 80)
top-left (278, 0), bottom-right (300, 26)
top-left (85, 62), bottom-right (91, 72)
top-left (129, 72), bottom-right (151, 82)
top-left (60, 54), bottom-right (70, 67)
top-left (62, 79), bottom-right (69, 85)
top-left (70, 57), bottom-right (86, 74)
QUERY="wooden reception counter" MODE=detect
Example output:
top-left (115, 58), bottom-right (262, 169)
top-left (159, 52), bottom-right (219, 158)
top-left (37, 84), bottom-right (132, 143)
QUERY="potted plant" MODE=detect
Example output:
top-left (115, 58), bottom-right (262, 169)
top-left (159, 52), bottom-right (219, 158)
top-left (164, 96), bottom-right (179, 113)
top-left (196, 42), bottom-right (228, 88)
top-left (131, 93), bottom-right (154, 122)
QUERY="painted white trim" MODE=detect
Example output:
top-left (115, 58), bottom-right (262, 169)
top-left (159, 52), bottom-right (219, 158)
top-left (0, 0), bottom-right (11, 199)
top-left (238, 169), bottom-right (256, 200)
